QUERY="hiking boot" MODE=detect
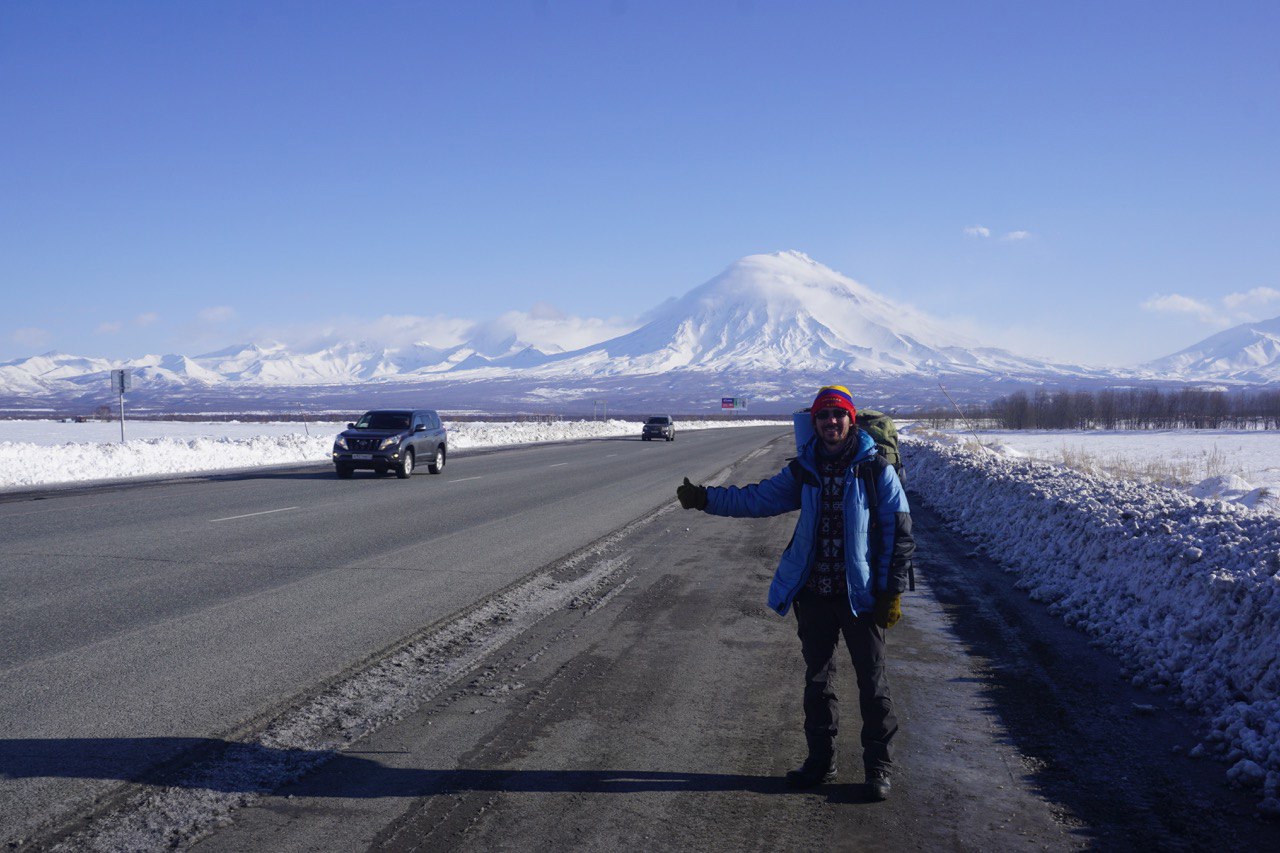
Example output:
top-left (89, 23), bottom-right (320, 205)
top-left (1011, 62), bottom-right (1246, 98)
top-left (865, 769), bottom-right (891, 801)
top-left (786, 754), bottom-right (837, 788)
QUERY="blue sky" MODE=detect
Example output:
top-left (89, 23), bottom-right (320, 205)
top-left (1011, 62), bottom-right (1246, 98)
top-left (2, 1), bottom-right (1277, 367)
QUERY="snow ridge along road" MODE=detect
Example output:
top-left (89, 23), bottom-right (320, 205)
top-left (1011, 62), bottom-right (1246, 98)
top-left (906, 431), bottom-right (1280, 814)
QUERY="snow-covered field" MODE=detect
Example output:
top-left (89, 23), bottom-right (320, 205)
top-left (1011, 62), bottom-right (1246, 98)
top-left (905, 426), bottom-right (1280, 814)
top-left (4, 418), bottom-right (1278, 813)
top-left (0, 418), bottom-right (781, 489)
top-left (958, 428), bottom-right (1280, 512)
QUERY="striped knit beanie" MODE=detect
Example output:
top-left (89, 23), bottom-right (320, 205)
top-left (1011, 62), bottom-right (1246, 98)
top-left (810, 385), bottom-right (857, 421)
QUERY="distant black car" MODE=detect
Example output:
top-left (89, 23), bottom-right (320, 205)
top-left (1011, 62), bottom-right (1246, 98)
top-left (332, 409), bottom-right (447, 479)
top-left (642, 415), bottom-right (675, 441)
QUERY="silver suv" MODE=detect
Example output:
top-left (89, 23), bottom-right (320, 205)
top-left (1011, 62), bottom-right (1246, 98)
top-left (642, 416), bottom-right (675, 441)
top-left (332, 409), bottom-right (447, 479)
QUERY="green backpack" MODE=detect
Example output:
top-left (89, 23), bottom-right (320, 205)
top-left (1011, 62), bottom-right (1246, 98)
top-left (857, 409), bottom-right (903, 483)
top-left (791, 406), bottom-right (904, 482)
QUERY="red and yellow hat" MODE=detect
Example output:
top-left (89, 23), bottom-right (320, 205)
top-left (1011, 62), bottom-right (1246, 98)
top-left (810, 385), bottom-right (856, 421)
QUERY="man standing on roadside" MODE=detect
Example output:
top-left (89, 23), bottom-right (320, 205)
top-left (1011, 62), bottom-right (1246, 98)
top-left (676, 385), bottom-right (914, 801)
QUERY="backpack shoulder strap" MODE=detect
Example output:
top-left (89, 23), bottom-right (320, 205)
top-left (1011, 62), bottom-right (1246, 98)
top-left (858, 455), bottom-right (915, 591)
top-left (858, 454), bottom-right (885, 512)
top-left (787, 457), bottom-right (820, 488)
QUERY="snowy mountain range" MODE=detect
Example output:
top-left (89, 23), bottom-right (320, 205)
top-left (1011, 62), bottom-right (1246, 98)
top-left (1140, 316), bottom-right (1280, 384)
top-left (1, 251), bottom-right (1273, 414)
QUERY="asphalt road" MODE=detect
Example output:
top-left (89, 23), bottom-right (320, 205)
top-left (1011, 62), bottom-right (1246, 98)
top-left (186, 433), bottom-right (1280, 853)
top-left (9, 427), bottom-right (1280, 851)
top-left (0, 425), bottom-right (785, 847)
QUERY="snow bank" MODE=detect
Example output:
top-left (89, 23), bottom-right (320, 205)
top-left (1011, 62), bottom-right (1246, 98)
top-left (0, 418), bottom-right (780, 489)
top-left (0, 435), bottom-right (333, 488)
top-left (905, 432), bottom-right (1280, 814)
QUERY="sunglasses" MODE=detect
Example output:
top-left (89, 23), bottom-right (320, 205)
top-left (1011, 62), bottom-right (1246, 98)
top-left (814, 409), bottom-right (850, 421)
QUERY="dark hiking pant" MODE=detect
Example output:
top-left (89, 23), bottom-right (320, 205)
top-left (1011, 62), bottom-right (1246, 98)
top-left (793, 589), bottom-right (898, 775)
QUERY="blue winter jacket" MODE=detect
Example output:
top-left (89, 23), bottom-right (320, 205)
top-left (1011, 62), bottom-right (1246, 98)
top-left (704, 426), bottom-right (913, 617)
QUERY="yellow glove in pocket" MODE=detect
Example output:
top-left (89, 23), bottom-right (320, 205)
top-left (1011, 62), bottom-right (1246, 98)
top-left (874, 594), bottom-right (902, 629)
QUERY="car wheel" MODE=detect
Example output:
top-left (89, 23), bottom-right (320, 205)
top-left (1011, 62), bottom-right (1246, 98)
top-left (336, 464), bottom-right (353, 479)
top-left (397, 449), bottom-right (415, 479)
top-left (428, 446), bottom-right (446, 474)
top-left (643, 435), bottom-right (650, 441)
top-left (667, 433), bottom-right (674, 441)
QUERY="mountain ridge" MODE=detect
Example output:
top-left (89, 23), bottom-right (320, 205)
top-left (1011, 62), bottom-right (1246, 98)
top-left (1141, 317), bottom-right (1280, 383)
top-left (2, 251), bottom-right (1275, 413)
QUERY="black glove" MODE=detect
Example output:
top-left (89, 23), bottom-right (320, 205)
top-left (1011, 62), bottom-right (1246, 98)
top-left (677, 477), bottom-right (707, 510)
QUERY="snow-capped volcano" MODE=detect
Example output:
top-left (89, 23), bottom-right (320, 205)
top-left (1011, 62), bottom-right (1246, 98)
top-left (1142, 316), bottom-right (1280, 383)
top-left (540, 251), bottom-right (1076, 378)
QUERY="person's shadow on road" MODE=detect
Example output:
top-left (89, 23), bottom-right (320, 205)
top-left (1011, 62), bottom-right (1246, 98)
top-left (0, 737), bottom-right (872, 803)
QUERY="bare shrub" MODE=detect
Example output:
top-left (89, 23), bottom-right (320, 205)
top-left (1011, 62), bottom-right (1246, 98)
top-left (1051, 443), bottom-right (1241, 487)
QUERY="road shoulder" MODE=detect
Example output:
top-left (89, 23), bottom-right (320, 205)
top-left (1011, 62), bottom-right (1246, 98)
top-left (191, 440), bottom-right (1080, 852)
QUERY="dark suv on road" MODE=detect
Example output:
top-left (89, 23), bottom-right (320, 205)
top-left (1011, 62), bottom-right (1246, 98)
top-left (332, 409), bottom-right (447, 479)
top-left (642, 415), bottom-right (675, 441)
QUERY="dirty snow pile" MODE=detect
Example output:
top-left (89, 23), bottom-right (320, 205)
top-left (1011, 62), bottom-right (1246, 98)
top-left (0, 418), bottom-right (779, 489)
top-left (905, 432), bottom-right (1280, 814)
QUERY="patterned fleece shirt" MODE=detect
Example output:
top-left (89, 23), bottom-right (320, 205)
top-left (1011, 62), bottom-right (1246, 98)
top-left (804, 435), bottom-right (858, 598)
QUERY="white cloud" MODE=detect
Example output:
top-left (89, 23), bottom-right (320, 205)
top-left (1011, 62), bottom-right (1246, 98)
top-left (356, 314), bottom-right (475, 348)
top-left (256, 314), bottom-right (476, 352)
top-left (1143, 286), bottom-right (1280, 328)
top-left (199, 306), bottom-right (236, 323)
top-left (94, 313), bottom-right (161, 337)
top-left (1141, 294), bottom-right (1225, 325)
top-left (476, 303), bottom-right (639, 353)
top-left (1223, 287), bottom-right (1280, 312)
top-left (247, 304), bottom-right (638, 356)
top-left (12, 327), bottom-right (50, 348)
top-left (161, 306), bottom-right (246, 353)
top-left (965, 225), bottom-right (1032, 241)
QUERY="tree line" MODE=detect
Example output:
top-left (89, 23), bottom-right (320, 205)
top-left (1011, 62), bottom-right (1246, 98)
top-left (916, 387), bottom-right (1280, 430)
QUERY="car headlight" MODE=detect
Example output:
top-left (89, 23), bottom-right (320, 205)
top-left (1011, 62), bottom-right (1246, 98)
top-left (378, 436), bottom-right (400, 450)
top-left (334, 436), bottom-right (348, 450)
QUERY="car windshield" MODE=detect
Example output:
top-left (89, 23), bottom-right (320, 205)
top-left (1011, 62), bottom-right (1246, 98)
top-left (356, 412), bottom-right (411, 430)
top-left (647, 417), bottom-right (669, 424)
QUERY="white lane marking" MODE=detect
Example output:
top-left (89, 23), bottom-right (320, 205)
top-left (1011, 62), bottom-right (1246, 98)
top-left (210, 507), bottom-right (298, 523)
top-left (548, 462), bottom-right (570, 468)
top-left (449, 476), bottom-right (483, 483)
